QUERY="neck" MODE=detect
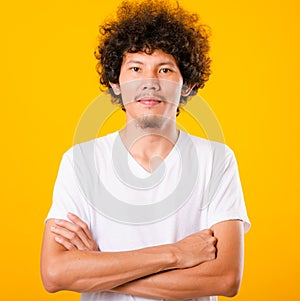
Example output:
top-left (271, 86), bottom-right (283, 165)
top-left (119, 120), bottom-right (179, 172)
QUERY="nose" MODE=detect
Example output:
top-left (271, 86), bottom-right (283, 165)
top-left (141, 78), bottom-right (160, 91)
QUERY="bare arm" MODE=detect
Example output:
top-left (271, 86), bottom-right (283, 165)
top-left (40, 215), bottom-right (217, 294)
top-left (109, 220), bottom-right (244, 300)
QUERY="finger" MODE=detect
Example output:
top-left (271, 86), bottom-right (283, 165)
top-left (51, 225), bottom-right (87, 250)
top-left (55, 218), bottom-right (79, 232)
top-left (56, 215), bottom-right (99, 251)
top-left (55, 218), bottom-right (91, 248)
top-left (66, 214), bottom-right (97, 249)
top-left (54, 236), bottom-right (77, 251)
top-left (67, 213), bottom-right (94, 240)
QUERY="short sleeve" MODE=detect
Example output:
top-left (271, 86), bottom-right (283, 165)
top-left (206, 145), bottom-right (250, 233)
top-left (45, 149), bottom-right (91, 225)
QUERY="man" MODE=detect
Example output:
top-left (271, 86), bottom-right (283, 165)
top-left (41, 0), bottom-right (250, 300)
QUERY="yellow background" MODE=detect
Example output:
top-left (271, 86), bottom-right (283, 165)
top-left (1, 0), bottom-right (299, 300)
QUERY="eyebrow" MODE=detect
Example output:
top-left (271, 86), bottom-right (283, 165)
top-left (125, 60), bottom-right (177, 67)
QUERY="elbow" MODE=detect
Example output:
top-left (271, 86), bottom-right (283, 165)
top-left (41, 262), bottom-right (64, 293)
top-left (221, 272), bottom-right (242, 297)
top-left (42, 280), bottom-right (60, 294)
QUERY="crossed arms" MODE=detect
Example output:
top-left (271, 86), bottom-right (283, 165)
top-left (40, 212), bottom-right (244, 300)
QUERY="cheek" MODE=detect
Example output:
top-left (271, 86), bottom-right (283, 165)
top-left (161, 81), bottom-right (182, 105)
top-left (120, 81), bottom-right (140, 105)
top-left (119, 78), bottom-right (183, 106)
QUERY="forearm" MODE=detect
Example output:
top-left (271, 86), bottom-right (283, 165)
top-left (42, 246), bottom-right (177, 293)
top-left (110, 259), bottom-right (238, 300)
top-left (111, 220), bottom-right (244, 300)
top-left (41, 220), bottom-right (178, 293)
top-left (42, 218), bottom-right (217, 294)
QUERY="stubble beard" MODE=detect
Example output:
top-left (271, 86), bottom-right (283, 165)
top-left (136, 115), bottom-right (164, 130)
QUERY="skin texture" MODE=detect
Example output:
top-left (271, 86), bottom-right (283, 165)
top-left (109, 220), bottom-right (244, 299)
top-left (111, 50), bottom-right (194, 171)
top-left (48, 214), bottom-right (244, 299)
top-left (41, 50), bottom-right (245, 298)
top-left (41, 217), bottom-right (217, 293)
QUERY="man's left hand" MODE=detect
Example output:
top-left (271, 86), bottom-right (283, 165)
top-left (50, 212), bottom-right (99, 251)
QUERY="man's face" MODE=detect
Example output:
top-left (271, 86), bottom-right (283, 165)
top-left (115, 49), bottom-right (185, 129)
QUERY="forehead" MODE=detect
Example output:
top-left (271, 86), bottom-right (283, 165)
top-left (121, 49), bottom-right (178, 66)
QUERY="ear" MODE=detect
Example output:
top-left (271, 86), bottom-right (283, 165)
top-left (109, 82), bottom-right (121, 95)
top-left (181, 84), bottom-right (196, 97)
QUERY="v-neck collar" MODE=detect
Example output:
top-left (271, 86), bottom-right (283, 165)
top-left (115, 130), bottom-right (184, 176)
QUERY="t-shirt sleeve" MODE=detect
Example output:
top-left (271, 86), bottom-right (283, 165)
top-left (206, 145), bottom-right (250, 233)
top-left (45, 149), bottom-right (90, 225)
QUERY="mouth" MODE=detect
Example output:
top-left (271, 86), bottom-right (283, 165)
top-left (137, 96), bottom-right (163, 106)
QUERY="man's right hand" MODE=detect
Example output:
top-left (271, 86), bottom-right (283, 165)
top-left (172, 229), bottom-right (217, 269)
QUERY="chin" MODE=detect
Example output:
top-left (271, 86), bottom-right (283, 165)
top-left (136, 115), bottom-right (163, 129)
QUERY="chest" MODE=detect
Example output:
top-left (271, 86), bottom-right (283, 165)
top-left (88, 191), bottom-right (210, 252)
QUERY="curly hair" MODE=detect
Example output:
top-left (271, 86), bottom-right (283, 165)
top-left (94, 0), bottom-right (211, 107)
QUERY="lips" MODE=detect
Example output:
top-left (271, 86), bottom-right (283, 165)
top-left (138, 99), bottom-right (161, 105)
top-left (137, 96), bottom-right (162, 106)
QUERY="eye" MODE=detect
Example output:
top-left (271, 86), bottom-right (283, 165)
top-left (160, 68), bottom-right (172, 73)
top-left (130, 67), bottom-right (140, 72)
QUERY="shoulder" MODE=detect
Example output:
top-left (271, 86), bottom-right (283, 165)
top-left (62, 131), bottom-right (119, 161)
top-left (184, 132), bottom-right (234, 160)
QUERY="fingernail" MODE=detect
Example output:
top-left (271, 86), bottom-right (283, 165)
top-left (55, 219), bottom-right (61, 224)
top-left (50, 226), bottom-right (56, 231)
top-left (55, 237), bottom-right (62, 242)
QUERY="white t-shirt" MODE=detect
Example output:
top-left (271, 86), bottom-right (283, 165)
top-left (46, 130), bottom-right (250, 301)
